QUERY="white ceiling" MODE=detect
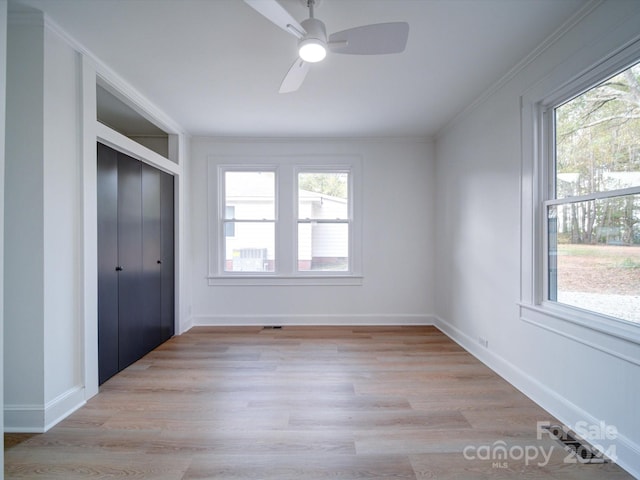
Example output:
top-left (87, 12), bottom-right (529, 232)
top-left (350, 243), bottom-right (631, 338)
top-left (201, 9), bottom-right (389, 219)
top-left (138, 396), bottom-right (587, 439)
top-left (13, 0), bottom-right (587, 138)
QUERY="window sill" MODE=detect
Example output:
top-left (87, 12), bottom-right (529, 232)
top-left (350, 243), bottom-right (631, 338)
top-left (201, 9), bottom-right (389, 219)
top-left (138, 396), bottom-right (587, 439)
top-left (207, 275), bottom-right (364, 286)
top-left (519, 302), bottom-right (640, 366)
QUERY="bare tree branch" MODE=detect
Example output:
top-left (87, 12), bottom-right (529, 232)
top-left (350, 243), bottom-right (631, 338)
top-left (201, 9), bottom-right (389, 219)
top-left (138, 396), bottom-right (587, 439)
top-left (558, 114), bottom-right (640, 138)
top-left (623, 69), bottom-right (640, 106)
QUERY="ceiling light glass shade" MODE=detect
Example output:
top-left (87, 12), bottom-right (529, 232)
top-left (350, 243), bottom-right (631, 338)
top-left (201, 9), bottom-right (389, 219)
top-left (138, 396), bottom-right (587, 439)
top-left (299, 39), bottom-right (327, 63)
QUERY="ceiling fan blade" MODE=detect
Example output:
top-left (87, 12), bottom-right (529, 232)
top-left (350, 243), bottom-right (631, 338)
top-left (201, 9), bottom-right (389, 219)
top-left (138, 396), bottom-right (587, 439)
top-left (279, 58), bottom-right (310, 93)
top-left (328, 22), bottom-right (409, 55)
top-left (243, 0), bottom-right (306, 39)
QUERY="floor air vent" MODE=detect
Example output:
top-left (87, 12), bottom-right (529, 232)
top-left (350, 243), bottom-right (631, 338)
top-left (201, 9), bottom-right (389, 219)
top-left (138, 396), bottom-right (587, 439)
top-left (263, 326), bottom-right (283, 330)
top-left (543, 424), bottom-right (611, 464)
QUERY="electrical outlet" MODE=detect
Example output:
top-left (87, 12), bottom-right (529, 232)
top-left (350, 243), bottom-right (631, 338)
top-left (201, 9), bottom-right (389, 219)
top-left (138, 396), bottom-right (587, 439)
top-left (478, 337), bottom-right (489, 348)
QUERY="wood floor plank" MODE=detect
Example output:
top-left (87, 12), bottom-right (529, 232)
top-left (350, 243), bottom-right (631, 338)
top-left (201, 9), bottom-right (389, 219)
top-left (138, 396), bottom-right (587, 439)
top-left (4, 326), bottom-right (634, 479)
top-left (247, 394), bottom-right (412, 411)
top-left (289, 409), bottom-right (473, 431)
top-left (183, 454), bottom-right (416, 480)
top-left (146, 429), bottom-right (356, 456)
top-left (411, 447), bottom-right (633, 480)
top-left (6, 451), bottom-right (191, 479)
top-left (355, 428), bottom-right (547, 456)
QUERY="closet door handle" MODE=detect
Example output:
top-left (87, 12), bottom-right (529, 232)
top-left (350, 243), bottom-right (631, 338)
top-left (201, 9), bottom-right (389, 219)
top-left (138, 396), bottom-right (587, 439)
top-left (115, 266), bottom-right (123, 272)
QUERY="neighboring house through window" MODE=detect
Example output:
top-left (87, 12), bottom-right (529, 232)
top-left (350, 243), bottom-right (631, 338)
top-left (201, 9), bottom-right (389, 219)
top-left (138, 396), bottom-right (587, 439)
top-left (222, 170), bottom-right (276, 273)
top-left (208, 156), bottom-right (362, 285)
top-left (297, 172), bottom-right (350, 272)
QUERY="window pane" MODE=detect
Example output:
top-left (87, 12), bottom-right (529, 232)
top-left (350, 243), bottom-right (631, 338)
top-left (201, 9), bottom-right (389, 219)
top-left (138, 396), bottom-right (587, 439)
top-left (555, 62), bottom-right (640, 199)
top-left (225, 171), bottom-right (275, 220)
top-left (547, 194), bottom-right (640, 322)
top-left (298, 222), bottom-right (348, 271)
top-left (224, 222), bottom-right (275, 272)
top-left (224, 206), bottom-right (235, 237)
top-left (298, 172), bottom-right (349, 220)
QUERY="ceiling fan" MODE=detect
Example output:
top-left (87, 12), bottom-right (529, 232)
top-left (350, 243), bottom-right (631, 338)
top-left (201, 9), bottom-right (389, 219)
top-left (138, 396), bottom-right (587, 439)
top-left (244, 0), bottom-right (409, 93)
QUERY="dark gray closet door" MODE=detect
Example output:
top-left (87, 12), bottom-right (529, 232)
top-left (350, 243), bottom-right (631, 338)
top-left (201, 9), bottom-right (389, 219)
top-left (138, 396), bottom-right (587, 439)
top-left (97, 142), bottom-right (175, 384)
top-left (117, 152), bottom-right (145, 370)
top-left (160, 173), bottom-right (175, 342)
top-left (160, 171), bottom-right (175, 341)
top-left (141, 163), bottom-right (162, 353)
top-left (97, 144), bottom-right (119, 384)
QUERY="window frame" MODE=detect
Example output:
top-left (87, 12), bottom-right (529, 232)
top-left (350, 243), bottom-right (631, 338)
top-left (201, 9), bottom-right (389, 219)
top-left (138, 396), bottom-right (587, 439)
top-left (208, 155), bottom-right (363, 286)
top-left (219, 166), bottom-right (278, 275)
top-left (224, 205), bottom-right (236, 238)
top-left (541, 60), bottom-right (640, 324)
top-left (520, 37), bottom-right (640, 346)
top-left (295, 167), bottom-right (353, 275)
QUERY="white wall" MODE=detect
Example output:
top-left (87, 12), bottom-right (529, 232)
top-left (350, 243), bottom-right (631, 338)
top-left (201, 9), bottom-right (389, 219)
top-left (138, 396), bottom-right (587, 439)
top-left (434, 1), bottom-right (640, 476)
top-left (5, 11), bottom-right (46, 426)
top-left (42, 25), bottom-right (83, 418)
top-left (177, 136), bottom-right (191, 334)
top-left (189, 138), bottom-right (435, 326)
top-left (0, 0), bottom-right (7, 472)
top-left (5, 12), bottom-right (84, 431)
top-left (4, 8), bottom-right (189, 431)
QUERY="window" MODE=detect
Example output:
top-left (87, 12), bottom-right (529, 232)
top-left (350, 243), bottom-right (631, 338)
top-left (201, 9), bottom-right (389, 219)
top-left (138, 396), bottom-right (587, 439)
top-left (297, 172), bottom-right (350, 272)
top-left (222, 171), bottom-right (275, 272)
top-left (208, 156), bottom-right (362, 285)
top-left (544, 60), bottom-right (640, 324)
top-left (224, 206), bottom-right (236, 237)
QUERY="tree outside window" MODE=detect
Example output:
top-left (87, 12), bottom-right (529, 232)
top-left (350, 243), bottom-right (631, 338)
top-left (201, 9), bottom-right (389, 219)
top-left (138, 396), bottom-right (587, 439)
top-left (548, 61), bottom-right (640, 323)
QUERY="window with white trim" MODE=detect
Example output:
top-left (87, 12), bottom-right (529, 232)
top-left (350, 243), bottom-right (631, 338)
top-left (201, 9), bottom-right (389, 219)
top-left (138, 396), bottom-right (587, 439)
top-left (543, 60), bottom-right (640, 324)
top-left (297, 171), bottom-right (350, 272)
top-left (222, 170), bottom-right (276, 273)
top-left (208, 156), bottom-right (362, 285)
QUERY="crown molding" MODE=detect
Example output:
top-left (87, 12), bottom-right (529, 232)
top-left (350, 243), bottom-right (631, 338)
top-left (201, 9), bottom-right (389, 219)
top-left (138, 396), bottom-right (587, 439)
top-left (192, 135), bottom-right (434, 144)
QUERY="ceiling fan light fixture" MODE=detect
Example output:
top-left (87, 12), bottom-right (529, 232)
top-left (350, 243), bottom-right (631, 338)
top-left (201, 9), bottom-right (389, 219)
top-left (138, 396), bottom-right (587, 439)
top-left (298, 17), bottom-right (327, 63)
top-left (298, 38), bottom-right (327, 62)
top-left (243, 0), bottom-right (409, 93)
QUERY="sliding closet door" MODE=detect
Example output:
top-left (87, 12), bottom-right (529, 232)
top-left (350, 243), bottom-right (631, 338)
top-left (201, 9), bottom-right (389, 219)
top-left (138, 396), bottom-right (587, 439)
top-left (141, 164), bottom-right (162, 353)
top-left (97, 142), bottom-right (175, 384)
top-left (160, 172), bottom-right (175, 341)
top-left (97, 144), bottom-right (119, 384)
top-left (117, 153), bottom-right (144, 370)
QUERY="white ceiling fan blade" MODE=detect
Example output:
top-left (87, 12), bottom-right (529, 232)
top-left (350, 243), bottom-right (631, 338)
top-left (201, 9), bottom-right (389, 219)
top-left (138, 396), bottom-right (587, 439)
top-left (243, 0), bottom-right (306, 39)
top-left (328, 22), bottom-right (409, 55)
top-left (279, 58), bottom-right (310, 93)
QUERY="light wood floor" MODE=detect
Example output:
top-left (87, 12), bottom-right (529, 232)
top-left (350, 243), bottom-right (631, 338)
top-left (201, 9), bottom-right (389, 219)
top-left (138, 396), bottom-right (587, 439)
top-left (4, 326), bottom-right (633, 479)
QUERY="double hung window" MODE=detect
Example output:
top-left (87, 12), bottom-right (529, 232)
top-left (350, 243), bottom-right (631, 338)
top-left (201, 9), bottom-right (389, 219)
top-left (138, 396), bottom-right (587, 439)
top-left (543, 60), bottom-right (640, 324)
top-left (209, 156), bottom-right (362, 285)
top-left (222, 170), bottom-right (276, 273)
top-left (297, 171), bottom-right (350, 272)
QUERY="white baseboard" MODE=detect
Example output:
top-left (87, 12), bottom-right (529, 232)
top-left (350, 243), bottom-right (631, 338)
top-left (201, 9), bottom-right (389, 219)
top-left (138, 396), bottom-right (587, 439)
top-left (433, 315), bottom-right (640, 479)
top-left (192, 313), bottom-right (435, 327)
top-left (5, 385), bottom-right (85, 433)
top-left (178, 315), bottom-right (194, 334)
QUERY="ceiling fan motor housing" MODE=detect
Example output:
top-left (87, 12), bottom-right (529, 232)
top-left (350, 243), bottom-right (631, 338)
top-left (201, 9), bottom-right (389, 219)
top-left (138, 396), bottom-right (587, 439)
top-left (298, 17), bottom-right (328, 62)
